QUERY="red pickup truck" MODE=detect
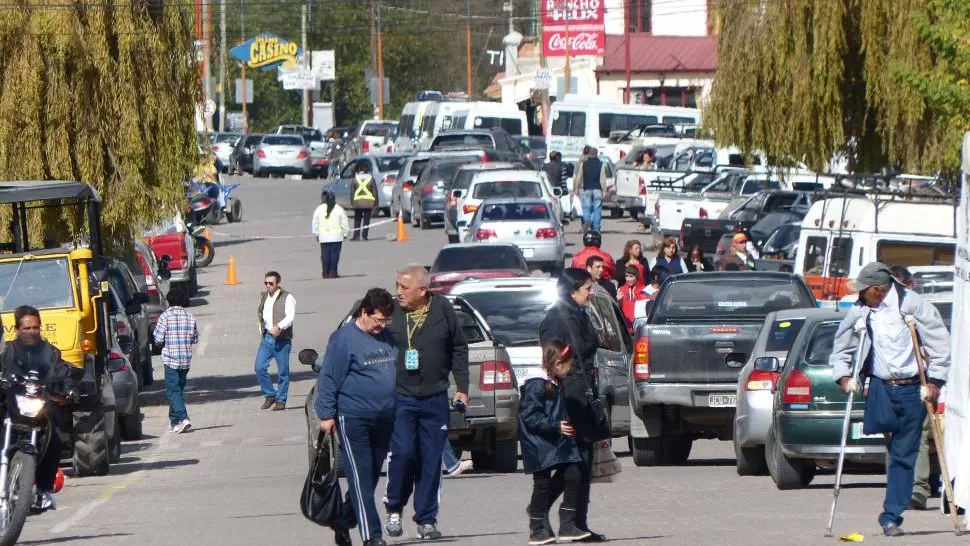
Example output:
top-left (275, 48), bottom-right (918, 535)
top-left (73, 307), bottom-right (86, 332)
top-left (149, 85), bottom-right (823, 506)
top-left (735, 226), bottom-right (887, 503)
top-left (144, 217), bottom-right (197, 307)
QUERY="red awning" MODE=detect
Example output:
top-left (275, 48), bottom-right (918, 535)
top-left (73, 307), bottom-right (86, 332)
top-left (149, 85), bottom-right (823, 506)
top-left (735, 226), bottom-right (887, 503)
top-left (598, 34), bottom-right (717, 73)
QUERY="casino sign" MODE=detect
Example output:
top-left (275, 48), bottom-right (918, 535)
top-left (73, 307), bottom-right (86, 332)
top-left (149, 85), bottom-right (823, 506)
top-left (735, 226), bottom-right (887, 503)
top-left (229, 33), bottom-right (302, 70)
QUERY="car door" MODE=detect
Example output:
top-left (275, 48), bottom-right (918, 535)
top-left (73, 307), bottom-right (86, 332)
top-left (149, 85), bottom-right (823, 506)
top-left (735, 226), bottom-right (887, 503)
top-left (587, 289), bottom-right (632, 436)
top-left (447, 297), bottom-right (498, 422)
top-left (332, 160), bottom-right (358, 209)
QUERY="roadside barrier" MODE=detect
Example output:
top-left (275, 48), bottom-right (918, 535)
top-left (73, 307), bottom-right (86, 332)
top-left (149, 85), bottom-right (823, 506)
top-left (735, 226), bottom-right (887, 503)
top-left (209, 217), bottom-right (398, 241)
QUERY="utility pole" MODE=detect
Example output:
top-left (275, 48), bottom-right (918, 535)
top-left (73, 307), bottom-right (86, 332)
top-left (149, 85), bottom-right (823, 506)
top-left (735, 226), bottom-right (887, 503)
top-left (563, 1), bottom-right (570, 96)
top-left (377, 0), bottom-right (385, 120)
top-left (219, 0), bottom-right (226, 131)
top-left (624, 0), bottom-right (631, 104)
top-left (301, 2), bottom-right (309, 126)
top-left (240, 0), bottom-right (248, 134)
top-left (466, 0), bottom-right (472, 98)
top-left (203, 0), bottom-right (213, 131)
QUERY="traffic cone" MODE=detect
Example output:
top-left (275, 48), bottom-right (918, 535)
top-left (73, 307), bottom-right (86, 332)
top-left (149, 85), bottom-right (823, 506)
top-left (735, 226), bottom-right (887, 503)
top-left (396, 209), bottom-right (411, 242)
top-left (224, 255), bottom-right (241, 285)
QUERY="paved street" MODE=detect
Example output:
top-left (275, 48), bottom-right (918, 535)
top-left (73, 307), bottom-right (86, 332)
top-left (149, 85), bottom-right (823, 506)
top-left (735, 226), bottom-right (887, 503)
top-left (17, 175), bottom-right (968, 546)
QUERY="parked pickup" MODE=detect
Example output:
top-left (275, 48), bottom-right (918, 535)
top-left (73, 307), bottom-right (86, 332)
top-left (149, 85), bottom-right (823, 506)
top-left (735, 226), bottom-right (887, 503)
top-left (655, 170), bottom-right (765, 237)
top-left (144, 215), bottom-right (196, 307)
top-left (300, 295), bottom-right (520, 475)
top-left (628, 271), bottom-right (817, 467)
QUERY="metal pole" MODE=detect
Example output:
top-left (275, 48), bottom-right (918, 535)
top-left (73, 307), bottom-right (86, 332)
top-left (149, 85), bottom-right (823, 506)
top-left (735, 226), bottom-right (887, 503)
top-left (539, 0), bottom-right (549, 137)
top-left (377, 0), bottom-right (384, 120)
top-left (203, 0), bottom-right (213, 132)
top-left (239, 0), bottom-right (247, 134)
top-left (624, 0), bottom-right (631, 104)
top-left (219, 0), bottom-right (226, 131)
top-left (302, 2), bottom-right (309, 126)
top-left (466, 0), bottom-right (473, 98)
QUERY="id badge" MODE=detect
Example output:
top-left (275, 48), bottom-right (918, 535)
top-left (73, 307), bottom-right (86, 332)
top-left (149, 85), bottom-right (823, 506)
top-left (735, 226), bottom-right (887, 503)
top-left (405, 349), bottom-right (420, 371)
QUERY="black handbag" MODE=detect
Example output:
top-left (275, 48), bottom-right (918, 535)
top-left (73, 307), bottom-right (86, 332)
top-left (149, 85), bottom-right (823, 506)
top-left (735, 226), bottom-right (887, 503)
top-left (300, 431), bottom-right (343, 527)
top-left (585, 382), bottom-right (611, 442)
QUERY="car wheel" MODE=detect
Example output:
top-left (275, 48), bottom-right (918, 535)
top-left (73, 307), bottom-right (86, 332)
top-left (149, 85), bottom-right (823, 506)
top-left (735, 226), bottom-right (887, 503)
top-left (734, 435), bottom-right (768, 476)
top-left (411, 203), bottom-right (420, 227)
top-left (447, 233), bottom-right (459, 244)
top-left (142, 349), bottom-right (153, 387)
top-left (492, 438), bottom-right (519, 473)
top-left (73, 405), bottom-right (109, 477)
top-left (108, 415), bottom-right (122, 464)
top-left (120, 396), bottom-right (143, 441)
top-left (766, 427), bottom-right (815, 489)
top-left (631, 437), bottom-right (663, 467)
top-left (610, 208), bottom-right (623, 219)
top-left (380, 207), bottom-right (390, 218)
top-left (662, 434), bottom-right (693, 465)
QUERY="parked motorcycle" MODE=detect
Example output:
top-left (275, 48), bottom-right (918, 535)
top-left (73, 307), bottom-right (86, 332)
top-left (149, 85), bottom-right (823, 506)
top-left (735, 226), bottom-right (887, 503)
top-left (0, 371), bottom-right (69, 546)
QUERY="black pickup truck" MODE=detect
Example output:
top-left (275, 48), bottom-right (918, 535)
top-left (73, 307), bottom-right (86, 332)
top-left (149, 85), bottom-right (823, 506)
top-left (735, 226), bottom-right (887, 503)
top-left (680, 190), bottom-right (812, 256)
top-left (628, 272), bottom-right (816, 466)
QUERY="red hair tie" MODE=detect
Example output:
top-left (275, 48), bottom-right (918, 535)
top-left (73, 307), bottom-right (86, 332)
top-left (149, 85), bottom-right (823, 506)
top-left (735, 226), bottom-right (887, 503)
top-left (560, 345), bottom-right (572, 359)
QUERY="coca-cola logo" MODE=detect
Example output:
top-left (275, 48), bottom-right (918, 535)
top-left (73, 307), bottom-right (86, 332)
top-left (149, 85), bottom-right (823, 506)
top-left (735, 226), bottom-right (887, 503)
top-left (547, 32), bottom-right (601, 52)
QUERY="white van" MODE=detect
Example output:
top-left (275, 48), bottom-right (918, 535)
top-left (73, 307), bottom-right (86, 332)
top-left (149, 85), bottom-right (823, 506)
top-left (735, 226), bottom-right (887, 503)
top-left (449, 102), bottom-right (528, 136)
top-left (549, 96), bottom-right (702, 163)
top-left (415, 101), bottom-right (472, 151)
top-left (395, 100), bottom-right (438, 153)
top-left (795, 194), bottom-right (956, 304)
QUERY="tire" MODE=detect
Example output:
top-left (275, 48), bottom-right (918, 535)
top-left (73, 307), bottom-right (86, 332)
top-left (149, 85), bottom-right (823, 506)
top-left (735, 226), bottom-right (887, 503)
top-left (766, 428), bottom-right (815, 490)
top-left (631, 437), bottom-right (663, 467)
top-left (120, 397), bottom-right (143, 441)
top-left (380, 207), bottom-right (390, 218)
top-left (195, 239), bottom-right (214, 268)
top-left (141, 350), bottom-right (153, 388)
top-left (411, 204), bottom-right (420, 227)
top-left (133, 345), bottom-right (144, 391)
top-left (492, 438), bottom-right (518, 473)
top-left (471, 449), bottom-right (492, 471)
top-left (328, 434), bottom-right (345, 478)
top-left (189, 267), bottom-right (199, 296)
top-left (73, 405), bottom-right (110, 477)
top-left (662, 435), bottom-right (693, 465)
top-left (447, 233), bottom-right (459, 244)
top-left (734, 438), bottom-right (768, 476)
top-left (227, 198), bottom-right (242, 222)
top-left (0, 451), bottom-right (35, 546)
top-left (403, 205), bottom-right (412, 224)
top-left (610, 208), bottom-right (623, 219)
top-left (109, 416), bottom-right (122, 463)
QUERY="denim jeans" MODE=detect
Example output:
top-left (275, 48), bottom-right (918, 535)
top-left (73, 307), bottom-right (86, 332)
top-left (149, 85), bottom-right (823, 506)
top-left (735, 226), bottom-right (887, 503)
top-left (320, 242), bottom-right (342, 277)
top-left (581, 189), bottom-right (603, 231)
top-left (254, 334), bottom-right (291, 404)
top-left (165, 365), bottom-right (190, 426)
top-left (442, 439), bottom-right (460, 473)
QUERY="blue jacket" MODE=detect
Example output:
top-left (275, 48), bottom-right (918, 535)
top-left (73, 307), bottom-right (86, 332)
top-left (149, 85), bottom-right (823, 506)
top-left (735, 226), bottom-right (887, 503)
top-left (517, 377), bottom-right (581, 473)
top-left (315, 321), bottom-right (398, 419)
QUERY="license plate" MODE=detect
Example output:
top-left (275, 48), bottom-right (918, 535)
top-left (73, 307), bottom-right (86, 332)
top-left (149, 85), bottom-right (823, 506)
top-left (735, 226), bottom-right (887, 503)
top-left (513, 367), bottom-right (538, 384)
top-left (521, 248), bottom-right (534, 258)
top-left (851, 422), bottom-right (884, 440)
top-left (708, 394), bottom-right (737, 407)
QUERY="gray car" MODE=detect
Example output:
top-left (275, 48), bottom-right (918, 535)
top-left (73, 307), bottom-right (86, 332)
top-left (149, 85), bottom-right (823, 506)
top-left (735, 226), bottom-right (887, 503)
top-left (105, 258), bottom-right (152, 391)
top-left (732, 309), bottom-right (812, 476)
top-left (324, 154), bottom-right (408, 216)
top-left (463, 199), bottom-right (565, 273)
top-left (411, 156), bottom-right (483, 228)
top-left (108, 332), bottom-right (142, 442)
top-left (253, 134), bottom-right (312, 177)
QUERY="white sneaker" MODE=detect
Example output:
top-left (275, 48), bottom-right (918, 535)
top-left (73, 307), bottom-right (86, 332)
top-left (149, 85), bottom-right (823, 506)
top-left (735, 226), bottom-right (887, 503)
top-left (445, 459), bottom-right (473, 477)
top-left (179, 420), bottom-right (192, 433)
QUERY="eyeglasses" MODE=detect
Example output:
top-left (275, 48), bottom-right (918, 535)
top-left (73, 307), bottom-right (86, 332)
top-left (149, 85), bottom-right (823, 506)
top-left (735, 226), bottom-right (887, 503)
top-left (265, 281), bottom-right (277, 286)
top-left (370, 315), bottom-right (392, 326)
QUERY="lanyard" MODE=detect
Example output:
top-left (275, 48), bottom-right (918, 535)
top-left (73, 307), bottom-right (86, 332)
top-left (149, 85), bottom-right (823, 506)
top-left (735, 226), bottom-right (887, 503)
top-left (406, 314), bottom-right (419, 350)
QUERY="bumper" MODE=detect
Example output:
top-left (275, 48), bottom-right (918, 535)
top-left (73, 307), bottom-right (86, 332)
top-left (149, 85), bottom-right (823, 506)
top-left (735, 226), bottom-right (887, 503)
top-left (111, 374), bottom-right (138, 416)
top-left (634, 382), bottom-right (739, 407)
top-left (734, 390), bottom-right (774, 448)
top-left (169, 267), bottom-right (191, 283)
top-left (776, 411), bottom-right (885, 461)
top-left (782, 443), bottom-right (886, 462)
top-left (255, 159), bottom-right (311, 174)
top-left (514, 241), bottom-right (564, 265)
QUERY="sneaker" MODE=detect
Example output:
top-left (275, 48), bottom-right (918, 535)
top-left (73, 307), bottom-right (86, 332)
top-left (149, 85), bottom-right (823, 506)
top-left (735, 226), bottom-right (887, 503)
top-left (384, 512), bottom-right (403, 537)
top-left (882, 522), bottom-right (905, 537)
top-left (528, 531), bottom-right (556, 545)
top-left (907, 494), bottom-right (927, 510)
top-left (33, 489), bottom-right (56, 512)
top-left (445, 459), bottom-right (473, 478)
top-left (578, 530), bottom-right (607, 542)
top-left (171, 424), bottom-right (180, 433)
top-left (180, 420), bottom-right (192, 433)
top-left (417, 523), bottom-right (443, 540)
top-left (363, 540), bottom-right (387, 546)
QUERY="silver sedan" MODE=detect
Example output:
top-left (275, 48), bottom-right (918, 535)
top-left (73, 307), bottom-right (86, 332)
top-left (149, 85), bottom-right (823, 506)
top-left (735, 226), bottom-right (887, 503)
top-left (733, 309), bottom-right (812, 476)
top-left (253, 134), bottom-right (312, 177)
top-left (462, 198), bottom-right (565, 274)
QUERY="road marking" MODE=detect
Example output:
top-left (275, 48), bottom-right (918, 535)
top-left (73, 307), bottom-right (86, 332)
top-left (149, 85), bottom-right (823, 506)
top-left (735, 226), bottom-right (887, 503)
top-left (201, 440), bottom-right (223, 448)
top-left (197, 323), bottom-right (213, 357)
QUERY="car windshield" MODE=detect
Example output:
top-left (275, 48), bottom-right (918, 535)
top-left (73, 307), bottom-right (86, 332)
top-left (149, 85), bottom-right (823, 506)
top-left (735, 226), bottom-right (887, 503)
top-left (376, 156), bottom-right (406, 172)
top-left (657, 280), bottom-right (813, 317)
top-left (765, 318), bottom-right (806, 352)
top-left (261, 135), bottom-right (303, 146)
top-left (460, 290), bottom-right (555, 345)
top-left (479, 202), bottom-right (550, 221)
top-left (362, 122), bottom-right (396, 137)
top-left (0, 258), bottom-right (76, 311)
top-left (805, 322), bottom-right (840, 365)
top-left (428, 160), bottom-right (478, 184)
top-left (472, 181), bottom-right (542, 199)
top-left (244, 135), bottom-right (263, 146)
top-left (434, 134), bottom-right (494, 149)
top-left (216, 133), bottom-right (241, 143)
top-left (432, 246), bottom-right (525, 272)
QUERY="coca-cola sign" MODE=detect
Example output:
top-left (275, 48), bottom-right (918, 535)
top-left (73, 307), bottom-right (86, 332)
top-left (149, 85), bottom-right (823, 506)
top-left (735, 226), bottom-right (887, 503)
top-left (542, 0), bottom-right (605, 57)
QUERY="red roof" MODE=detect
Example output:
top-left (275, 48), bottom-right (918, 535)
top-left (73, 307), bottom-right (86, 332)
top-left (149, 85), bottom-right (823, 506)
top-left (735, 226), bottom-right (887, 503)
top-left (598, 34), bottom-right (717, 73)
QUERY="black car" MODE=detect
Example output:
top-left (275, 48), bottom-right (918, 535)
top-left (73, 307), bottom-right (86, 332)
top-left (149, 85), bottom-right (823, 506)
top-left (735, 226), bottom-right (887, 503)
top-left (105, 259), bottom-right (152, 390)
top-left (230, 134), bottom-right (264, 174)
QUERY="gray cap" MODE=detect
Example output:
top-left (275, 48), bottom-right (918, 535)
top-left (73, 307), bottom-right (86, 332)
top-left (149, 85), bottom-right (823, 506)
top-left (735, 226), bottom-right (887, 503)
top-left (848, 262), bottom-right (895, 293)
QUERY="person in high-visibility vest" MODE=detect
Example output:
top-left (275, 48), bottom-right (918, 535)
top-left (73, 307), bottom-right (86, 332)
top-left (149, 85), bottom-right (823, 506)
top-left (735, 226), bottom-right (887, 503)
top-left (311, 190), bottom-right (350, 278)
top-left (351, 161), bottom-right (378, 241)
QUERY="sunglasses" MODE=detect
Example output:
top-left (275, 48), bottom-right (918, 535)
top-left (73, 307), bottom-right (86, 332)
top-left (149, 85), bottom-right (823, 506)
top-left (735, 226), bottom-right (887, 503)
top-left (265, 281), bottom-right (277, 286)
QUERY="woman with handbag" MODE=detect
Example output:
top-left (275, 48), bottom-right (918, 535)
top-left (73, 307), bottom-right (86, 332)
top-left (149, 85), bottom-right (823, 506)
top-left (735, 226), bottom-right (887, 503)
top-left (538, 268), bottom-right (607, 542)
top-left (315, 288), bottom-right (398, 546)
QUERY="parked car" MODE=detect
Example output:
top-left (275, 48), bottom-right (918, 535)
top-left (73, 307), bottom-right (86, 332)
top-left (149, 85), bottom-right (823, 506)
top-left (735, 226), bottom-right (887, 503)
top-left (300, 295), bottom-right (520, 474)
top-left (733, 309), bottom-right (811, 476)
top-left (444, 163), bottom-right (525, 243)
top-left (145, 215), bottom-right (197, 307)
top-left (122, 239), bottom-right (169, 353)
top-left (464, 199), bottom-right (565, 274)
top-left (108, 335), bottom-right (142, 441)
top-left (452, 169), bottom-right (564, 242)
top-left (389, 154), bottom-right (432, 223)
top-left (428, 243), bottom-right (531, 293)
top-left (324, 154), bottom-right (409, 216)
top-left (211, 133), bottom-right (242, 170)
top-left (754, 222), bottom-right (802, 272)
top-left (411, 156), bottom-right (483, 228)
top-left (229, 134), bottom-right (263, 174)
top-left (253, 134), bottom-right (312, 177)
top-left (516, 135), bottom-right (547, 168)
top-left (105, 258), bottom-right (152, 390)
top-left (629, 271), bottom-right (817, 467)
top-left (449, 277), bottom-right (632, 439)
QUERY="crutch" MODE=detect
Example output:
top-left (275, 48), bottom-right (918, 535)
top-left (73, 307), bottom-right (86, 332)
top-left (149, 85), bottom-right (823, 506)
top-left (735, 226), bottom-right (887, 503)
top-left (825, 317), bottom-right (868, 537)
top-left (904, 314), bottom-right (964, 536)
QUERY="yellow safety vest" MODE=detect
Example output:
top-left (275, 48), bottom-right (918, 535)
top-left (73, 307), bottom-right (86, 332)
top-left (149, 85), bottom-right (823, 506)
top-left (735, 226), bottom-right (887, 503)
top-left (317, 206), bottom-right (344, 234)
top-left (353, 174), bottom-right (376, 202)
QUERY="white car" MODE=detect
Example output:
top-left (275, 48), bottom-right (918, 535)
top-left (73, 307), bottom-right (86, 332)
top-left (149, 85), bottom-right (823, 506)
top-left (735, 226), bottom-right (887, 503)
top-left (463, 198), bottom-right (565, 273)
top-left (451, 169), bottom-right (563, 242)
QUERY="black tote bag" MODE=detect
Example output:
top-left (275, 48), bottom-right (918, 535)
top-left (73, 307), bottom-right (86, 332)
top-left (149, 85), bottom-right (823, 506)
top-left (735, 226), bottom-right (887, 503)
top-left (300, 431), bottom-right (343, 527)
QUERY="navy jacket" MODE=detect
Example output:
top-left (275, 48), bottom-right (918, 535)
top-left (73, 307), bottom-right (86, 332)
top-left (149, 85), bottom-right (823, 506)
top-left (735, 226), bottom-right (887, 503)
top-left (518, 377), bottom-right (581, 473)
top-left (315, 321), bottom-right (398, 419)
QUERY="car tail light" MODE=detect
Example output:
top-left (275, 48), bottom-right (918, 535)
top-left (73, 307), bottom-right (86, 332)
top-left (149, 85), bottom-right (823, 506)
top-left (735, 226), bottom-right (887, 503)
top-left (382, 175), bottom-right (397, 187)
top-left (256, 149), bottom-right (266, 159)
top-left (937, 402), bottom-right (946, 415)
top-left (699, 207), bottom-right (709, 219)
top-left (481, 360), bottom-right (513, 391)
top-left (638, 177), bottom-right (646, 196)
top-left (535, 227), bottom-right (557, 238)
top-left (212, 144), bottom-right (221, 152)
top-left (745, 370), bottom-right (779, 391)
top-left (402, 181), bottom-right (414, 191)
top-left (177, 232), bottom-right (188, 262)
top-left (421, 184), bottom-right (435, 195)
top-left (633, 338), bottom-right (650, 381)
top-left (782, 369), bottom-right (812, 404)
top-left (362, 141), bottom-right (370, 153)
top-left (710, 327), bottom-right (739, 334)
top-left (297, 150), bottom-right (308, 159)
top-left (463, 204), bottom-right (479, 215)
top-left (107, 352), bottom-right (130, 373)
top-left (114, 320), bottom-right (127, 334)
top-left (135, 253), bottom-right (159, 297)
top-left (475, 229), bottom-right (497, 240)
top-left (386, 144), bottom-right (393, 153)
top-left (619, 150), bottom-right (626, 160)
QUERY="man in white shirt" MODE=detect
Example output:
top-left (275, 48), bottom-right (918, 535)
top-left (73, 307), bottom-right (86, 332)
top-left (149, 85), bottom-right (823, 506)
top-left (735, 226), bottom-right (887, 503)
top-left (830, 262), bottom-right (950, 537)
top-left (255, 271), bottom-right (296, 411)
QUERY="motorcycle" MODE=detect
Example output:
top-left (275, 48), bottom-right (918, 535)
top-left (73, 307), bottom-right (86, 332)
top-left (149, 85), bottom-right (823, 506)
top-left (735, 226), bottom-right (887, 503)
top-left (0, 371), bottom-right (66, 546)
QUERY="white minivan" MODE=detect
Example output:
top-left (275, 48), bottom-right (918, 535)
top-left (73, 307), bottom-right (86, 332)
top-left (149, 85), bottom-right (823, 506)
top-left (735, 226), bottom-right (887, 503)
top-left (415, 101), bottom-right (473, 151)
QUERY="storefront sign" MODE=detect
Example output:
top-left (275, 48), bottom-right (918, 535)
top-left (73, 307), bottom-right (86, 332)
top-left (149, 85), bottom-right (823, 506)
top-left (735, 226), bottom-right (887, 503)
top-left (229, 33), bottom-right (301, 70)
top-left (541, 0), bottom-right (605, 57)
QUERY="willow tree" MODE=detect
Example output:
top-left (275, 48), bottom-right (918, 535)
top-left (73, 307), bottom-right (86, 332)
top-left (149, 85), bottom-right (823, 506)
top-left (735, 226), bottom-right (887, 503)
top-left (0, 0), bottom-right (199, 251)
top-left (706, 0), bottom-right (955, 173)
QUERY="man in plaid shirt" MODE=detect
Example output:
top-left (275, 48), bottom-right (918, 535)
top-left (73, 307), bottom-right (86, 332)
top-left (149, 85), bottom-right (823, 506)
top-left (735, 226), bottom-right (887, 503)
top-left (153, 288), bottom-right (199, 434)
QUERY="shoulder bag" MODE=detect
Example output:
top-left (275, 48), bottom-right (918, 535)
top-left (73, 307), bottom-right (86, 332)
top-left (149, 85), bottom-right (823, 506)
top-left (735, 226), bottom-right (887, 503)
top-left (300, 431), bottom-right (343, 527)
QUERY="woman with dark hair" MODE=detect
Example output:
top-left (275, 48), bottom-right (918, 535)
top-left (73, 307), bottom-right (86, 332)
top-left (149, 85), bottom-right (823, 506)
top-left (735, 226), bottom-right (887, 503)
top-left (685, 244), bottom-right (714, 273)
top-left (312, 190), bottom-right (350, 278)
top-left (613, 239), bottom-right (649, 284)
top-left (537, 268), bottom-right (605, 541)
top-left (649, 236), bottom-right (688, 275)
top-left (316, 288), bottom-right (398, 546)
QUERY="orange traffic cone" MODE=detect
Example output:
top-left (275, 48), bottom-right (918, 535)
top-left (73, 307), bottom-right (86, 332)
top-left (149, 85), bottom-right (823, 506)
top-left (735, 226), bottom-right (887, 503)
top-left (224, 255), bottom-right (241, 285)
top-left (396, 210), bottom-right (411, 242)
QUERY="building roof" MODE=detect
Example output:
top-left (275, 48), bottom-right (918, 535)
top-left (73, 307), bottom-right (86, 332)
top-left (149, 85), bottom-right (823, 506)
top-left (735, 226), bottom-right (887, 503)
top-left (483, 72), bottom-right (504, 100)
top-left (598, 34), bottom-right (717, 74)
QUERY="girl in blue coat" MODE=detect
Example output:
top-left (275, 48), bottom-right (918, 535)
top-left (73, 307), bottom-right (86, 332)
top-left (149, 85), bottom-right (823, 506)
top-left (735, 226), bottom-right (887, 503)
top-left (518, 341), bottom-right (589, 544)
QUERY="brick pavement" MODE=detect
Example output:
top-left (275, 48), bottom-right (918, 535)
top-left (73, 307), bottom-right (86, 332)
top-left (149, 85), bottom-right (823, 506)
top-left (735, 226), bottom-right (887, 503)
top-left (15, 176), bottom-right (968, 545)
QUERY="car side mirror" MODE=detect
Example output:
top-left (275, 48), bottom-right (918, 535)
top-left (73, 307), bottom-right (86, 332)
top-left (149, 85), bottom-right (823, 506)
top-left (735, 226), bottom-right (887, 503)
top-left (298, 349), bottom-right (319, 366)
top-left (125, 303), bottom-right (143, 315)
top-left (754, 356), bottom-right (781, 372)
top-left (552, 187), bottom-right (563, 197)
top-left (451, 189), bottom-right (464, 199)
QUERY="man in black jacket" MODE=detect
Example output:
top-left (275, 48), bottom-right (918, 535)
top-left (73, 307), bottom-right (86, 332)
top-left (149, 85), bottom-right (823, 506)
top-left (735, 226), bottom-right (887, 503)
top-left (384, 264), bottom-right (469, 541)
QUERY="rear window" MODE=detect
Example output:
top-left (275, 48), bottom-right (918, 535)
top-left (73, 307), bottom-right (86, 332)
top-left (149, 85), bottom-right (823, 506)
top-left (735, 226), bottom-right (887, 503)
top-left (376, 156), bottom-right (405, 172)
top-left (876, 241), bottom-right (955, 268)
top-left (657, 280), bottom-right (814, 317)
top-left (472, 181), bottom-right (542, 199)
top-left (479, 202), bottom-right (550, 221)
top-left (216, 133), bottom-right (241, 143)
top-left (244, 135), bottom-right (263, 146)
top-left (460, 290), bottom-right (555, 346)
top-left (432, 246), bottom-right (526, 273)
top-left (598, 113), bottom-right (658, 138)
top-left (362, 122), bottom-right (396, 137)
top-left (473, 117), bottom-right (522, 135)
top-left (433, 134), bottom-right (494, 149)
top-left (551, 111), bottom-right (586, 137)
top-left (261, 135), bottom-right (303, 146)
top-left (765, 318), bottom-right (806, 352)
top-left (805, 322), bottom-right (840, 365)
top-left (409, 159), bottom-right (429, 176)
top-left (427, 160), bottom-right (478, 184)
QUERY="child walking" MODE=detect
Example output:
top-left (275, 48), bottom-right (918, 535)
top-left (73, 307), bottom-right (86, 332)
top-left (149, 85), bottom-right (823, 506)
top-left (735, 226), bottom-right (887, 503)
top-left (518, 341), bottom-right (590, 544)
top-left (153, 287), bottom-right (199, 433)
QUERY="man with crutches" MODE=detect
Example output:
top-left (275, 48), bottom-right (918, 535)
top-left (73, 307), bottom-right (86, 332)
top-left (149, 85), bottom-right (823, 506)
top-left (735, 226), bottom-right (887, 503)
top-left (830, 262), bottom-right (951, 537)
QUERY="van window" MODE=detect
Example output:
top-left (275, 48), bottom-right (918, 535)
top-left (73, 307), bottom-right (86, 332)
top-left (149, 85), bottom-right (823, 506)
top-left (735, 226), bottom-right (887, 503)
top-left (876, 241), bottom-right (955, 268)
top-left (598, 113), bottom-right (658, 138)
top-left (420, 115), bottom-right (436, 135)
top-left (828, 237), bottom-right (853, 277)
top-left (473, 117), bottom-right (523, 135)
top-left (551, 111), bottom-right (586, 137)
top-left (803, 236), bottom-right (827, 275)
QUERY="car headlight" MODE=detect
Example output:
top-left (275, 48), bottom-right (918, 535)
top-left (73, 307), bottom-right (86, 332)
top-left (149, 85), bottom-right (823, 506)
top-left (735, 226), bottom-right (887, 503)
top-left (15, 395), bottom-right (44, 418)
